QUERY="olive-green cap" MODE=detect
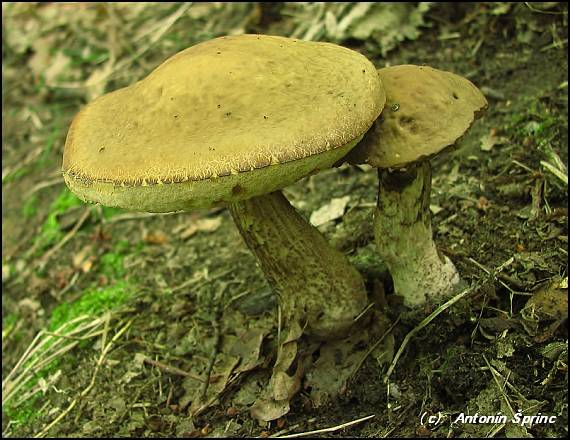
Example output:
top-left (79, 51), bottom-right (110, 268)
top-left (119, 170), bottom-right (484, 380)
top-left (63, 34), bottom-right (385, 212)
top-left (346, 64), bottom-right (487, 169)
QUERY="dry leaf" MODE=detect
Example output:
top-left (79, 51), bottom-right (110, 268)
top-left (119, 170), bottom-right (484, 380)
top-left (144, 230), bottom-right (169, 245)
top-left (309, 196), bottom-right (350, 226)
top-left (179, 217), bottom-right (222, 240)
top-left (480, 130), bottom-right (509, 151)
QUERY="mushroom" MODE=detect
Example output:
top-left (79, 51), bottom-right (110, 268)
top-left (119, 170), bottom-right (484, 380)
top-left (344, 65), bottom-right (487, 307)
top-left (63, 34), bottom-right (386, 340)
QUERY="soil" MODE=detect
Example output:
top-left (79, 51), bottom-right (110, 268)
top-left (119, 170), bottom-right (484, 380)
top-left (2, 3), bottom-right (568, 438)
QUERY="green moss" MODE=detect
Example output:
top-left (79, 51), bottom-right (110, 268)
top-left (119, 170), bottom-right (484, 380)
top-left (4, 282), bottom-right (136, 430)
top-left (98, 238), bottom-right (144, 280)
top-left (115, 239), bottom-right (132, 253)
top-left (33, 188), bottom-right (83, 253)
top-left (22, 194), bottom-right (39, 218)
top-left (99, 252), bottom-right (126, 279)
top-left (101, 206), bottom-right (123, 220)
top-left (2, 166), bottom-right (30, 183)
top-left (3, 394), bottom-right (42, 428)
top-left (2, 313), bottom-right (21, 343)
top-left (509, 98), bottom-right (565, 145)
top-left (3, 312), bottom-right (19, 329)
top-left (48, 281), bottom-right (134, 332)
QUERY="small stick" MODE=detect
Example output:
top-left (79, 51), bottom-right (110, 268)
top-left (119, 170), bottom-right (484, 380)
top-left (25, 175), bottom-right (64, 198)
top-left (468, 257), bottom-right (521, 293)
top-left (350, 316), bottom-right (401, 381)
top-left (268, 419), bottom-right (317, 438)
top-left (143, 358), bottom-right (206, 383)
top-left (34, 317), bottom-right (133, 438)
top-left (271, 414), bottom-right (375, 438)
top-left (384, 283), bottom-right (477, 383)
top-left (483, 355), bottom-right (516, 419)
top-left (199, 284), bottom-right (227, 400)
top-left (541, 160), bottom-right (568, 184)
top-left (199, 318), bottom-right (222, 399)
top-left (166, 380), bottom-right (174, 407)
top-left (38, 208), bottom-right (91, 269)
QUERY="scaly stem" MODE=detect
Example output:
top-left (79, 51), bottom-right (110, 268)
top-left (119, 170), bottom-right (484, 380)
top-left (374, 161), bottom-right (461, 307)
top-left (229, 191), bottom-right (369, 340)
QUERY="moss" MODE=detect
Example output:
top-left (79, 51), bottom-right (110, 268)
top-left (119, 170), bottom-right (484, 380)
top-left (3, 282), bottom-right (136, 430)
top-left (33, 188), bottom-right (83, 253)
top-left (48, 281), bottom-right (134, 331)
top-left (3, 394), bottom-right (42, 429)
top-left (101, 206), bottom-right (123, 220)
top-left (99, 253), bottom-right (126, 279)
top-left (2, 313), bottom-right (20, 342)
top-left (2, 166), bottom-right (30, 183)
top-left (22, 194), bottom-right (39, 218)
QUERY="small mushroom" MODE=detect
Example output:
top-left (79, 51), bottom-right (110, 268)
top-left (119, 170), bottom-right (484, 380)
top-left (344, 65), bottom-right (487, 307)
top-left (63, 34), bottom-right (386, 339)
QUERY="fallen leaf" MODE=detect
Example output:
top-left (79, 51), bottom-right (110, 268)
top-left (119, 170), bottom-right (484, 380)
top-left (179, 217), bottom-right (222, 240)
top-left (522, 279), bottom-right (568, 322)
top-left (480, 130), bottom-right (509, 151)
top-left (250, 397), bottom-right (290, 423)
top-left (228, 328), bottom-right (266, 375)
top-left (72, 245), bottom-right (94, 271)
top-left (430, 204), bottom-right (444, 215)
top-left (309, 196), bottom-right (350, 226)
top-left (144, 230), bottom-right (169, 245)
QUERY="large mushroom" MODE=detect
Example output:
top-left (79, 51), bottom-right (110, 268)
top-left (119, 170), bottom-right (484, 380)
top-left (63, 34), bottom-right (385, 340)
top-left (345, 65), bottom-right (487, 307)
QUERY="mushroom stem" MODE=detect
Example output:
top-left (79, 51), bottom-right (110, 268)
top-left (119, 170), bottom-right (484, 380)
top-left (229, 191), bottom-right (369, 340)
top-left (374, 161), bottom-right (461, 307)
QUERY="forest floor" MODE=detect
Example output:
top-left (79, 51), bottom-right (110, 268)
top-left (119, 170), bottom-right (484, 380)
top-left (2, 3), bottom-right (568, 438)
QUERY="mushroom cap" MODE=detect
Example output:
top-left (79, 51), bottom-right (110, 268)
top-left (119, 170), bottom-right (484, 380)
top-left (345, 65), bottom-right (487, 168)
top-left (63, 34), bottom-right (385, 212)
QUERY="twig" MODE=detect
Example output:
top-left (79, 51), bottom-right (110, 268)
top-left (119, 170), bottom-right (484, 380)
top-left (2, 315), bottom-right (101, 404)
top-left (384, 283), bottom-right (477, 383)
top-left (55, 271), bottom-right (82, 301)
top-left (34, 317), bottom-right (133, 438)
top-left (199, 317), bottom-right (222, 400)
top-left (350, 316), bottom-right (401, 381)
top-left (276, 304), bottom-right (283, 368)
top-left (541, 160), bottom-right (568, 185)
top-left (353, 302), bottom-right (376, 324)
top-left (511, 159), bottom-right (535, 174)
top-left (268, 419), bottom-right (316, 438)
top-left (540, 38), bottom-right (568, 52)
top-left (467, 257), bottom-right (526, 292)
top-left (483, 355), bottom-right (516, 419)
top-left (271, 414), bottom-right (376, 438)
top-left (468, 256), bottom-right (522, 316)
top-left (37, 208), bottom-right (91, 270)
top-left (25, 175), bottom-right (65, 198)
top-left (524, 2), bottom-right (566, 15)
top-left (169, 269), bottom-right (233, 294)
top-left (143, 357), bottom-right (206, 383)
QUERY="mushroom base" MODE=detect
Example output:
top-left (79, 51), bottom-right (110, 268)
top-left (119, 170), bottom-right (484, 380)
top-left (229, 191), bottom-right (369, 340)
top-left (374, 162), bottom-right (461, 307)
